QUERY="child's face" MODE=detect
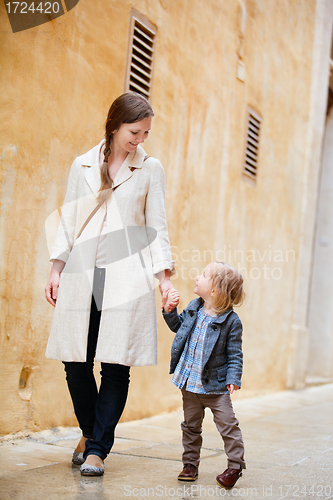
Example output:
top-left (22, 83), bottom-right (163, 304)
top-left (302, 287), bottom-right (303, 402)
top-left (194, 263), bottom-right (219, 301)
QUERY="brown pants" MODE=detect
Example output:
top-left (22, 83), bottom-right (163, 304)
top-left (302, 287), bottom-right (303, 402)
top-left (181, 388), bottom-right (246, 469)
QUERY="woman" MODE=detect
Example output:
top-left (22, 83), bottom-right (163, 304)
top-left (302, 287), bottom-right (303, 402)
top-left (45, 92), bottom-right (176, 476)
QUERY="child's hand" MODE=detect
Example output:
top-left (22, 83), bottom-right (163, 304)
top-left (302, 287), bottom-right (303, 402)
top-left (227, 384), bottom-right (239, 394)
top-left (163, 289), bottom-right (180, 313)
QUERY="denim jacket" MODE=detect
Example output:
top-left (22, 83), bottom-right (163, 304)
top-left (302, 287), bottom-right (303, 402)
top-left (163, 297), bottom-right (243, 393)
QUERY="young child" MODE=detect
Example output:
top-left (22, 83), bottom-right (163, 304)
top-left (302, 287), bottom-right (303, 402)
top-left (163, 261), bottom-right (246, 489)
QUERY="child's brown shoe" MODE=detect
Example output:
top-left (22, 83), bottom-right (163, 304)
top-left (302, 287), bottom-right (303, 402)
top-left (178, 463), bottom-right (198, 481)
top-left (216, 468), bottom-right (242, 489)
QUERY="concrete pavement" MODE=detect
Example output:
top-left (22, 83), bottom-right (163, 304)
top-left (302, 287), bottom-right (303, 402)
top-left (0, 384), bottom-right (332, 500)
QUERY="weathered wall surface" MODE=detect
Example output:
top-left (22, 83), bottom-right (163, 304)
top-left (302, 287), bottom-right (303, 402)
top-left (0, 0), bottom-right (326, 434)
top-left (307, 106), bottom-right (333, 382)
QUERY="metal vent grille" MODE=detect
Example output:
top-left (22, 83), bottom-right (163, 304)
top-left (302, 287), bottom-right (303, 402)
top-left (243, 109), bottom-right (261, 179)
top-left (126, 13), bottom-right (156, 100)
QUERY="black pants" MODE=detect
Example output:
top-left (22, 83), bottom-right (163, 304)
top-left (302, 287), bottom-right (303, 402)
top-left (63, 268), bottom-right (130, 460)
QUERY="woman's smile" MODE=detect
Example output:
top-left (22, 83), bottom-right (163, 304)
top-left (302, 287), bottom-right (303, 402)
top-left (112, 117), bottom-right (152, 154)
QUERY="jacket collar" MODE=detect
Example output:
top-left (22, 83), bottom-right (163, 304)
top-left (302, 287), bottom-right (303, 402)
top-left (188, 297), bottom-right (233, 324)
top-left (82, 141), bottom-right (147, 196)
top-left (113, 143), bottom-right (146, 189)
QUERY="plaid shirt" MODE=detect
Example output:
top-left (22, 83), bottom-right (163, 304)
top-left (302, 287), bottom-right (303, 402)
top-left (172, 306), bottom-right (225, 394)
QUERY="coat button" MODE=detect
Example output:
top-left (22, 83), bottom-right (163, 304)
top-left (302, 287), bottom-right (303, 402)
top-left (213, 325), bottom-right (218, 331)
top-left (189, 311), bottom-right (194, 317)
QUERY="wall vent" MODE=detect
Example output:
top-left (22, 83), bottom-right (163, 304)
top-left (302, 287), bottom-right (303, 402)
top-left (125, 10), bottom-right (156, 101)
top-left (243, 108), bottom-right (262, 180)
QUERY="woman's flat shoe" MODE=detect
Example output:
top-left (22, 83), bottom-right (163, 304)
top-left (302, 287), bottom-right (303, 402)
top-left (72, 450), bottom-right (85, 466)
top-left (80, 463), bottom-right (105, 476)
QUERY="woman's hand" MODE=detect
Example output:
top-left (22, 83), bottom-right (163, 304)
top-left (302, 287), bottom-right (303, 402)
top-left (157, 269), bottom-right (175, 307)
top-left (45, 260), bottom-right (65, 307)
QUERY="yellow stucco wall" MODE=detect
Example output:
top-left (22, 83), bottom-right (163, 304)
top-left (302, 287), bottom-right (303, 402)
top-left (0, 0), bottom-right (317, 434)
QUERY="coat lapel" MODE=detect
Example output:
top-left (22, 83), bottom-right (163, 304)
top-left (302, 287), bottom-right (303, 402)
top-left (201, 309), bottom-right (234, 368)
top-left (83, 141), bottom-right (103, 196)
top-left (113, 145), bottom-right (146, 189)
top-left (112, 154), bottom-right (135, 189)
top-left (82, 142), bottom-right (147, 195)
top-left (84, 164), bottom-right (101, 196)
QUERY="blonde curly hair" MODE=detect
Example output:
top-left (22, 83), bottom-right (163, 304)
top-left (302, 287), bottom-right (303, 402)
top-left (210, 262), bottom-right (245, 314)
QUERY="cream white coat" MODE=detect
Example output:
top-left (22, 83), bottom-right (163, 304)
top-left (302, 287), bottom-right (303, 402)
top-left (45, 142), bottom-right (175, 366)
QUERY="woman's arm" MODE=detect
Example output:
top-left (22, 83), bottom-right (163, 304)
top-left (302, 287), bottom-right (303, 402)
top-left (145, 160), bottom-right (176, 303)
top-left (49, 158), bottom-right (80, 264)
top-left (45, 158), bottom-right (81, 306)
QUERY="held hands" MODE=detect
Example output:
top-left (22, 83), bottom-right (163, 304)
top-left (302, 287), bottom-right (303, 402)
top-left (163, 289), bottom-right (180, 313)
top-left (158, 269), bottom-right (176, 308)
top-left (227, 384), bottom-right (239, 394)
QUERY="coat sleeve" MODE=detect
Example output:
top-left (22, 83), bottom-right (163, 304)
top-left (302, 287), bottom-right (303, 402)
top-left (50, 158), bottom-right (81, 264)
top-left (145, 160), bottom-right (175, 276)
top-left (225, 318), bottom-right (243, 389)
top-left (162, 307), bottom-right (187, 333)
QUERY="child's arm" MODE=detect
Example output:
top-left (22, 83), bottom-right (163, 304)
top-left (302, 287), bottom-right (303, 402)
top-left (225, 318), bottom-right (243, 390)
top-left (162, 294), bottom-right (191, 333)
top-left (163, 290), bottom-right (180, 313)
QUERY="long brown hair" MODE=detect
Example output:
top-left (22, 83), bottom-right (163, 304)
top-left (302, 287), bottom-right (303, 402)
top-left (97, 92), bottom-right (154, 204)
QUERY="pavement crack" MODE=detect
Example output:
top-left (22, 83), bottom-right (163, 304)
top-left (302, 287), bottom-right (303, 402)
top-left (111, 451), bottom-right (180, 462)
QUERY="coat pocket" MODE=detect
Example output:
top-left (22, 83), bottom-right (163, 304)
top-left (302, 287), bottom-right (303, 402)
top-left (216, 366), bottom-right (227, 382)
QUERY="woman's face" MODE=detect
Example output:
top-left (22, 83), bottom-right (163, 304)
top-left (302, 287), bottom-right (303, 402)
top-left (112, 117), bottom-right (152, 154)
